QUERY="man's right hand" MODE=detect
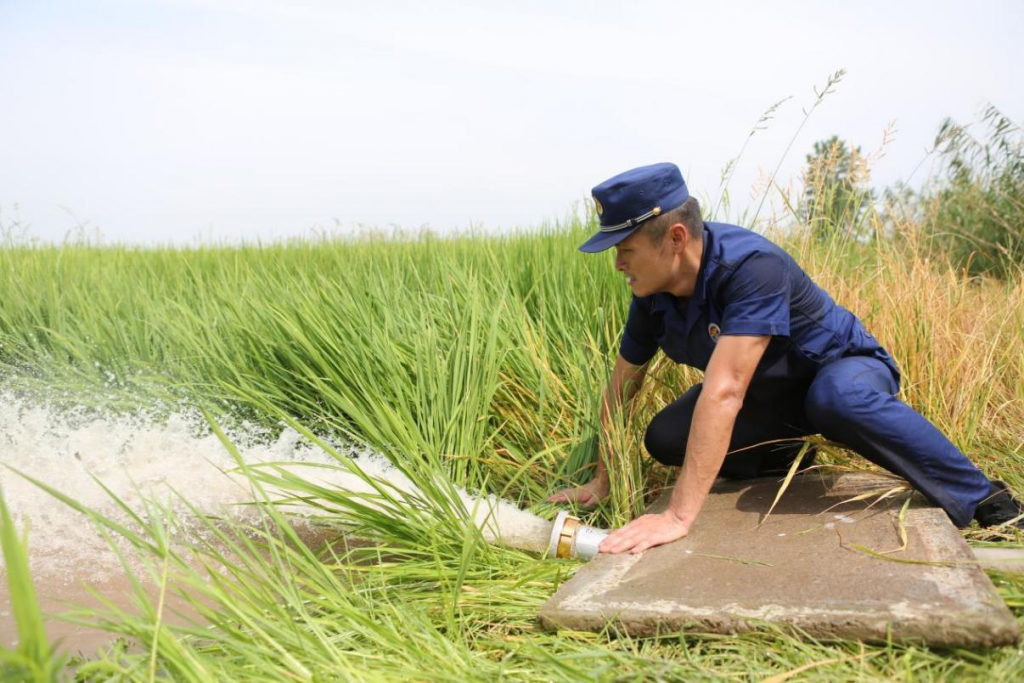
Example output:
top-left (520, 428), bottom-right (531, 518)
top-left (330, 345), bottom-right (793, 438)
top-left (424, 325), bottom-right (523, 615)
top-left (546, 478), bottom-right (611, 508)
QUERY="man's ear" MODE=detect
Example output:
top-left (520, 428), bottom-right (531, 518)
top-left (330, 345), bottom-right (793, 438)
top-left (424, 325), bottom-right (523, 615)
top-left (668, 223), bottom-right (689, 252)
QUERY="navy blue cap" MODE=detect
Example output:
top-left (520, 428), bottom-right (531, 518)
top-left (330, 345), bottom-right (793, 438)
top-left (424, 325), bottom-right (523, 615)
top-left (579, 162), bottom-right (689, 253)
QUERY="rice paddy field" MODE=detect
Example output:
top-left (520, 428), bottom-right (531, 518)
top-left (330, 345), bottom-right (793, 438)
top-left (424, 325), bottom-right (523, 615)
top-left (1, 203), bottom-right (1024, 680)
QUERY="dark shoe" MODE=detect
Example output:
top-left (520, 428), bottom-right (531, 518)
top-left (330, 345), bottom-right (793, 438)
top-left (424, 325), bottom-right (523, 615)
top-left (973, 481), bottom-right (1024, 530)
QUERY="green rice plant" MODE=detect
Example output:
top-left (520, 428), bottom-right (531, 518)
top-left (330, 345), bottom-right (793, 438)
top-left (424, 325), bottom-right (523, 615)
top-left (0, 486), bottom-right (65, 682)
top-left (2, 209), bottom-right (1022, 520)
top-left (2, 207), bottom-right (1021, 498)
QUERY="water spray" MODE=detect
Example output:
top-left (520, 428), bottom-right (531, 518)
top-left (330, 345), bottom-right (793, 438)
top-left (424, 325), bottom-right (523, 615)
top-left (545, 510), bottom-right (609, 561)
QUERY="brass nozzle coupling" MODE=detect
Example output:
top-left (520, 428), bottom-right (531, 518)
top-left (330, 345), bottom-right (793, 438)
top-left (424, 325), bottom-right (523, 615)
top-left (546, 510), bottom-right (609, 561)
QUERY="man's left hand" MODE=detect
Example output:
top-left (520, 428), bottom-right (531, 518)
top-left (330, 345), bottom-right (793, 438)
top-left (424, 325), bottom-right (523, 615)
top-left (598, 511), bottom-right (690, 555)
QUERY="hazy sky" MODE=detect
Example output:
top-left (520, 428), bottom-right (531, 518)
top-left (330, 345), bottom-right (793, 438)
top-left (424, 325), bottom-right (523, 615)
top-left (1, 0), bottom-right (1021, 245)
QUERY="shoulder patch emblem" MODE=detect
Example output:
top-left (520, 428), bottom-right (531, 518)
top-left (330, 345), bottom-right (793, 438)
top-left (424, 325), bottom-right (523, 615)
top-left (708, 323), bottom-right (721, 343)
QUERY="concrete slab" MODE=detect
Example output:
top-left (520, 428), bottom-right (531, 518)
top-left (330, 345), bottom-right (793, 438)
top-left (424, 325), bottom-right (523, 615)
top-left (539, 473), bottom-right (1020, 647)
top-left (972, 547), bottom-right (1024, 573)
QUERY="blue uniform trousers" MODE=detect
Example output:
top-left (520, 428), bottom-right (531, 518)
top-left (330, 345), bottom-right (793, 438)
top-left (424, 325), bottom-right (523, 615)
top-left (644, 356), bottom-right (992, 527)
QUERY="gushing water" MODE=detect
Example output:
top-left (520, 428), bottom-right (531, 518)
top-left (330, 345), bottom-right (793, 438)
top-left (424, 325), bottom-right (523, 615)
top-left (0, 393), bottom-right (553, 584)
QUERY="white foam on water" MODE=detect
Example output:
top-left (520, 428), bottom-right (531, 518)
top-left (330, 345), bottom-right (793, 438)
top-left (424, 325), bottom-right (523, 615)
top-left (0, 393), bottom-right (552, 583)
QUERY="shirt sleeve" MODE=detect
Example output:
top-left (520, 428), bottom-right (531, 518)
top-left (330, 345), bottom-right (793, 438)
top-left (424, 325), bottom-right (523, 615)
top-left (720, 251), bottom-right (791, 337)
top-left (619, 296), bottom-right (659, 365)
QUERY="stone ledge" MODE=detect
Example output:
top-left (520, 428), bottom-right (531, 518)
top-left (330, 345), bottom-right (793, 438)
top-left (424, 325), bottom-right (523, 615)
top-left (538, 473), bottom-right (1020, 647)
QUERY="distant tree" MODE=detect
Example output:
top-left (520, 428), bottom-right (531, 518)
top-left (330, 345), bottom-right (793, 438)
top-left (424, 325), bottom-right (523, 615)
top-left (801, 136), bottom-right (874, 241)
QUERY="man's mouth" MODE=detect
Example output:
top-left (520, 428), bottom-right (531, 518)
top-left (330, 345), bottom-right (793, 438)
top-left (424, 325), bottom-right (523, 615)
top-left (626, 275), bottom-right (637, 285)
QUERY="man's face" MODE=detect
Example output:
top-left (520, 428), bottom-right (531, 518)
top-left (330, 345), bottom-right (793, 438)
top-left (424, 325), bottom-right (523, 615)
top-left (614, 228), bottom-right (674, 297)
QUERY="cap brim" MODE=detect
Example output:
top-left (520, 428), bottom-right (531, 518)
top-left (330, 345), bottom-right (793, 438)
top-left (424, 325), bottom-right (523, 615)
top-left (578, 226), bottom-right (639, 253)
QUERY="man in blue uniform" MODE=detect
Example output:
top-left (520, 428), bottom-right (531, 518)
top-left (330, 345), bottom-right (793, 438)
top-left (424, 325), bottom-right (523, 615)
top-left (548, 162), bottom-right (1024, 554)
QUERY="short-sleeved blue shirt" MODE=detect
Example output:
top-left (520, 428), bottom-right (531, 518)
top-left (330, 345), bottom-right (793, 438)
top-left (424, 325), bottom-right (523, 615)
top-left (619, 221), bottom-right (901, 400)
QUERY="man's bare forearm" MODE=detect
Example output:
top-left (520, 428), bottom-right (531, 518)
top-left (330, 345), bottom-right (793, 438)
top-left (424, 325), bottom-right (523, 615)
top-left (665, 391), bottom-right (742, 528)
top-left (599, 337), bottom-right (767, 554)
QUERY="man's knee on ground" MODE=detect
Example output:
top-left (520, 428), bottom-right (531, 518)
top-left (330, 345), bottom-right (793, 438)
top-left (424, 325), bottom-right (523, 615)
top-left (644, 415), bottom-right (685, 467)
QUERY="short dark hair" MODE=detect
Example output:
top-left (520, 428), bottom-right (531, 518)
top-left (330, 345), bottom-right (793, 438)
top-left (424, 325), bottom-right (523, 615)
top-left (641, 196), bottom-right (703, 245)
